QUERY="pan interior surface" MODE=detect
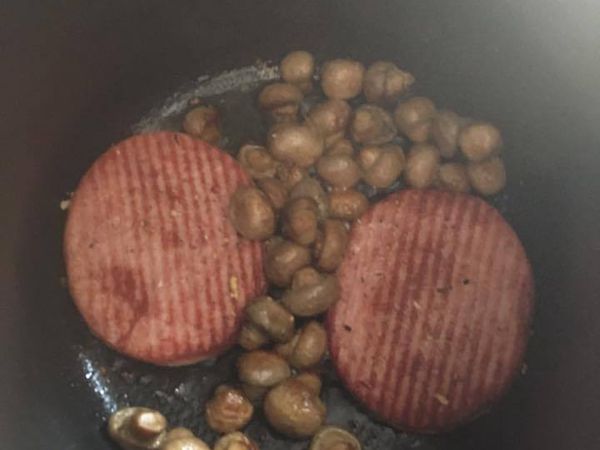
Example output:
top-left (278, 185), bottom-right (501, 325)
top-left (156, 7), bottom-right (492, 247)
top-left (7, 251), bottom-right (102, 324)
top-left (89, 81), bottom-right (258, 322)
top-left (1, 1), bottom-right (599, 449)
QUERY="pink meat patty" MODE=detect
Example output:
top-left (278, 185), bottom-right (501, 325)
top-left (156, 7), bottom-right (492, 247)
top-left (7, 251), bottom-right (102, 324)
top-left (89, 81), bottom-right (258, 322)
top-left (64, 132), bottom-right (265, 365)
top-left (328, 189), bottom-right (533, 432)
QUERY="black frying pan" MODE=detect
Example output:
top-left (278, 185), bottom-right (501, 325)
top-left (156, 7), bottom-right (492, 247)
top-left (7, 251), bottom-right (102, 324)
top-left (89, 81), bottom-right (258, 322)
top-left (2, 1), bottom-right (600, 449)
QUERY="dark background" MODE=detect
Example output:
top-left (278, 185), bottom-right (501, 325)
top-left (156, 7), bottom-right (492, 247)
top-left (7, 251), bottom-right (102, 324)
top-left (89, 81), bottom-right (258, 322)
top-left (1, 1), bottom-right (599, 449)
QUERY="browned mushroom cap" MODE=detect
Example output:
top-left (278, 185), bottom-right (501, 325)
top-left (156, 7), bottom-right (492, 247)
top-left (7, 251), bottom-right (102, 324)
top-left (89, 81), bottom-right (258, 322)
top-left (264, 379), bottom-right (326, 439)
top-left (214, 432), bottom-right (259, 450)
top-left (268, 123), bottom-right (324, 168)
top-left (237, 144), bottom-right (279, 179)
top-left (289, 178), bottom-right (329, 220)
top-left (205, 385), bottom-right (254, 434)
top-left (458, 122), bottom-right (502, 162)
top-left (314, 219), bottom-right (349, 272)
top-left (228, 187), bottom-right (276, 240)
top-left (326, 139), bottom-right (355, 157)
top-left (256, 177), bottom-right (289, 210)
top-left (431, 110), bottom-right (465, 159)
top-left (282, 197), bottom-right (320, 246)
top-left (294, 372), bottom-right (322, 395)
top-left (310, 426), bottom-right (362, 450)
top-left (316, 154), bottom-right (361, 189)
top-left (265, 239), bottom-right (312, 287)
top-left (182, 105), bottom-right (221, 145)
top-left (129, 410), bottom-right (167, 440)
top-left (306, 99), bottom-right (352, 147)
top-left (437, 162), bottom-right (470, 193)
top-left (292, 267), bottom-right (323, 289)
top-left (258, 82), bottom-right (304, 123)
top-left (108, 407), bottom-right (168, 450)
top-left (320, 59), bottom-right (366, 100)
top-left (162, 437), bottom-right (211, 450)
top-left (394, 97), bottom-right (436, 143)
top-left (245, 295), bottom-right (295, 343)
top-left (164, 428), bottom-right (195, 442)
top-left (275, 321), bottom-right (327, 369)
top-left (281, 274), bottom-right (340, 317)
top-left (358, 144), bottom-right (405, 189)
top-left (404, 144), bottom-right (441, 189)
top-left (467, 156), bottom-right (506, 195)
top-left (264, 235), bottom-right (284, 254)
top-left (350, 105), bottom-right (397, 146)
top-left (280, 50), bottom-right (315, 93)
top-left (275, 330), bottom-right (299, 361)
top-left (328, 189), bottom-right (369, 221)
top-left (237, 350), bottom-right (291, 387)
top-left (238, 322), bottom-right (269, 351)
top-left (275, 163), bottom-right (307, 191)
top-left (363, 61), bottom-right (415, 105)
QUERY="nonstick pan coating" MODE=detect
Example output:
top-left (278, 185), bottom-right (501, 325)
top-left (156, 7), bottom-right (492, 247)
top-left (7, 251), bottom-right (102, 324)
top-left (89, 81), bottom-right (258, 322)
top-left (1, 1), bottom-right (599, 449)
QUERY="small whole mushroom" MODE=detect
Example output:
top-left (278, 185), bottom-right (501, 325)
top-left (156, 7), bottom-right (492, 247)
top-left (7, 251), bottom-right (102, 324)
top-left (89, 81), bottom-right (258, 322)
top-left (238, 322), bottom-right (270, 351)
top-left (162, 437), bottom-right (211, 450)
top-left (237, 144), bottom-right (279, 179)
top-left (358, 144), bottom-right (405, 189)
top-left (350, 104), bottom-right (397, 146)
top-left (282, 273), bottom-right (340, 317)
top-left (314, 219), bottom-right (349, 272)
top-left (237, 350), bottom-right (291, 387)
top-left (320, 59), bottom-right (365, 100)
top-left (289, 178), bottom-right (329, 220)
top-left (205, 385), bottom-right (254, 434)
top-left (294, 372), bottom-right (322, 395)
top-left (328, 189), bottom-right (369, 221)
top-left (292, 267), bottom-right (323, 289)
top-left (431, 110), bottom-right (464, 159)
top-left (214, 432), bottom-right (259, 450)
top-left (316, 154), bottom-right (361, 189)
top-left (309, 426), bottom-right (362, 450)
top-left (404, 144), bottom-right (441, 189)
top-left (182, 105), bottom-right (221, 145)
top-left (164, 428), bottom-right (195, 442)
top-left (229, 187), bottom-right (275, 240)
top-left (160, 426), bottom-right (212, 450)
top-left (108, 407), bottom-right (168, 450)
top-left (467, 156), bottom-right (506, 195)
top-left (280, 50), bottom-right (315, 93)
top-left (326, 139), bottom-right (355, 157)
top-left (394, 97), bottom-right (436, 143)
top-left (275, 163), bottom-right (307, 190)
top-left (275, 321), bottom-right (327, 369)
top-left (437, 162), bottom-right (470, 193)
top-left (265, 239), bottom-right (312, 287)
top-left (264, 379), bottom-right (326, 439)
top-left (245, 296), bottom-right (295, 343)
top-left (268, 123), bottom-right (324, 168)
top-left (256, 177), bottom-right (288, 210)
top-left (258, 82), bottom-right (304, 123)
top-left (363, 61), bottom-right (415, 105)
top-left (282, 197), bottom-right (320, 246)
top-left (306, 99), bottom-right (352, 147)
top-left (459, 122), bottom-right (502, 162)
